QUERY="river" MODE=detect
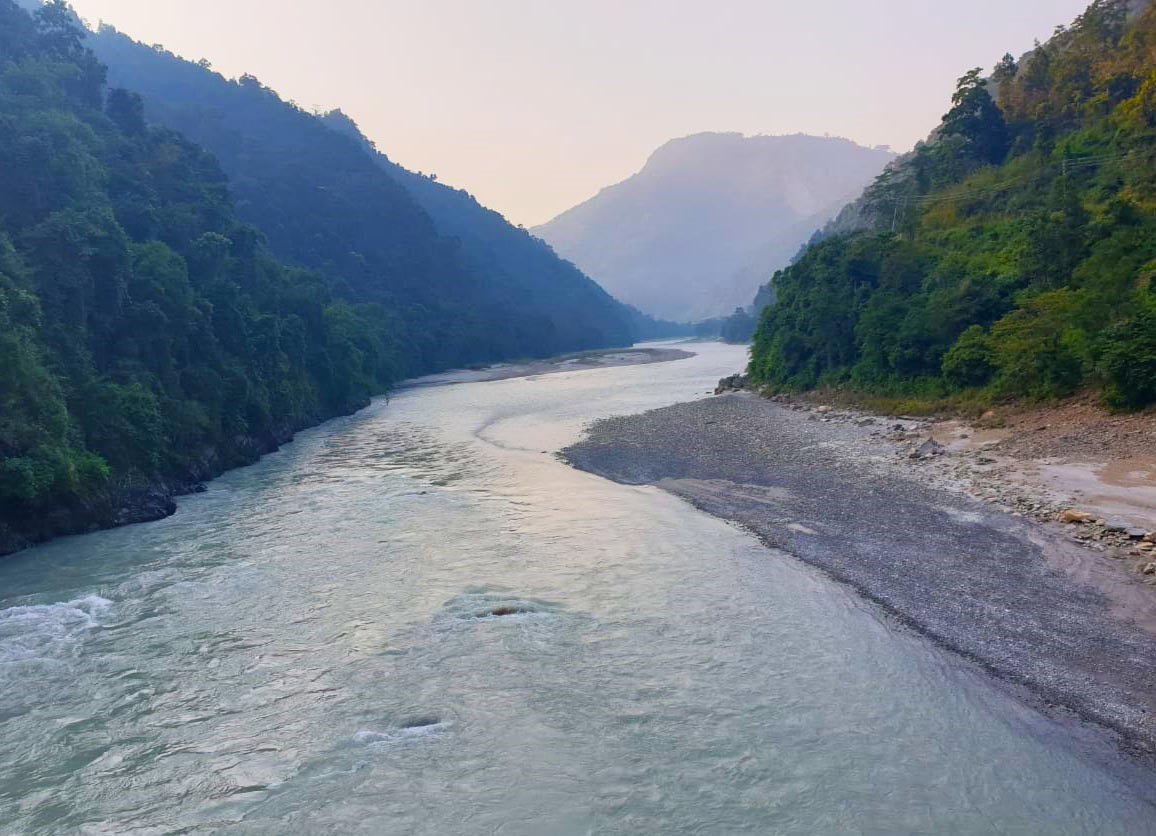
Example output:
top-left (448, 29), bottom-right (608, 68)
top-left (0, 342), bottom-right (1152, 834)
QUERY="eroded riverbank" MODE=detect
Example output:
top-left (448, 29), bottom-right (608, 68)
top-left (562, 393), bottom-right (1156, 767)
top-left (401, 346), bottom-right (695, 388)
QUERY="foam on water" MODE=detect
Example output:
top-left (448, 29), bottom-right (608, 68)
top-left (352, 720), bottom-right (452, 747)
top-left (0, 594), bottom-right (112, 664)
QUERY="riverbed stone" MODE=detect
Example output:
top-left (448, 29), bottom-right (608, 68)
top-left (561, 392), bottom-right (1156, 758)
top-left (910, 439), bottom-right (945, 460)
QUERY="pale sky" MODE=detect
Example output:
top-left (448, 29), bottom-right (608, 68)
top-left (66, 0), bottom-right (1091, 226)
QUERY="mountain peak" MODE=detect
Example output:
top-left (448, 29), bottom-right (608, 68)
top-left (534, 134), bottom-right (894, 321)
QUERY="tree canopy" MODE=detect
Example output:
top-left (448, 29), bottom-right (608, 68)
top-left (87, 24), bottom-right (637, 372)
top-left (0, 2), bottom-right (404, 549)
top-left (749, 0), bottom-right (1156, 411)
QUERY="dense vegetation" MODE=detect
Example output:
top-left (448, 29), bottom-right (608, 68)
top-left (749, 0), bottom-right (1156, 410)
top-left (87, 26), bottom-right (638, 368)
top-left (317, 110), bottom-right (683, 343)
top-left (0, 1), bottom-right (646, 553)
top-left (0, 0), bottom-right (413, 548)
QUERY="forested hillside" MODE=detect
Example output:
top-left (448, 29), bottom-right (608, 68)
top-left (317, 111), bottom-right (684, 341)
top-left (749, 0), bottom-right (1156, 410)
top-left (0, 1), bottom-right (662, 555)
top-left (86, 26), bottom-right (637, 365)
top-left (0, 0), bottom-right (410, 551)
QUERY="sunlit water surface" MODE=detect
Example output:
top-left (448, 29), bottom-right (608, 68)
top-left (1, 342), bottom-right (1153, 834)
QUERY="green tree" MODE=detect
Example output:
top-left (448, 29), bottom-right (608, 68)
top-left (749, 1), bottom-right (1156, 411)
top-left (1098, 301), bottom-right (1156, 408)
top-left (990, 290), bottom-right (1093, 398)
top-left (106, 87), bottom-right (145, 134)
top-left (942, 325), bottom-right (996, 389)
top-left (942, 68), bottom-right (1010, 165)
top-left (992, 53), bottom-right (1019, 84)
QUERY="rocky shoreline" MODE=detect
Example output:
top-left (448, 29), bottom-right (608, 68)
top-left (758, 395), bottom-right (1156, 579)
top-left (562, 392), bottom-right (1156, 768)
top-left (0, 422), bottom-right (304, 559)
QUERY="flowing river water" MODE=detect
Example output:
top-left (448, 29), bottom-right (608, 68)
top-left (1, 342), bottom-right (1153, 834)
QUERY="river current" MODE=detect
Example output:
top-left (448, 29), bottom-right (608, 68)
top-left (0, 342), bottom-right (1153, 834)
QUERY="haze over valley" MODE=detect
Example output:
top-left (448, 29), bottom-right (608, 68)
top-left (535, 133), bottom-right (895, 321)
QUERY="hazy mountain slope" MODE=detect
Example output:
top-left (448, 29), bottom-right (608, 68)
top-left (86, 26), bottom-right (634, 370)
top-left (533, 133), bottom-right (894, 321)
top-left (318, 110), bottom-right (638, 346)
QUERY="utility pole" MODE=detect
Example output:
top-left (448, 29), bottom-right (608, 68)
top-left (891, 196), bottom-right (907, 235)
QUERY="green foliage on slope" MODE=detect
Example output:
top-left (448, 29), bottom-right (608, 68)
top-left (750, 0), bottom-right (1156, 409)
top-left (0, 0), bottom-right (397, 539)
top-left (86, 28), bottom-right (635, 368)
top-left (321, 109), bottom-right (648, 349)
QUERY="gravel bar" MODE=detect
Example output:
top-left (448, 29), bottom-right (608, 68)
top-left (562, 393), bottom-right (1156, 765)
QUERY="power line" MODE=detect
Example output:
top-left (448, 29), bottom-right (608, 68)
top-left (871, 149), bottom-right (1140, 213)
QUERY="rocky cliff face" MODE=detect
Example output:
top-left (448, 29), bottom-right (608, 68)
top-left (533, 133), bottom-right (894, 321)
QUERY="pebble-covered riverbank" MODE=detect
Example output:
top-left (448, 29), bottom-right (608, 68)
top-left (758, 396), bottom-right (1156, 583)
top-left (563, 393), bottom-right (1156, 766)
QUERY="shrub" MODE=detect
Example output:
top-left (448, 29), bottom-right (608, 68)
top-left (1098, 303), bottom-right (1156, 409)
top-left (989, 289), bottom-right (1093, 398)
top-left (942, 325), bottom-right (996, 389)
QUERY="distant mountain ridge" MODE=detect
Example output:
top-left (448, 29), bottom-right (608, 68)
top-left (318, 110), bottom-right (682, 343)
top-left (534, 133), bottom-right (895, 321)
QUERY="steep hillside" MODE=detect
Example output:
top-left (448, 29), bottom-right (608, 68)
top-left (0, 0), bottom-right (399, 552)
top-left (749, 0), bottom-right (1156, 410)
top-left (86, 24), bottom-right (635, 369)
top-left (534, 133), bottom-right (894, 321)
top-left (318, 110), bottom-right (645, 346)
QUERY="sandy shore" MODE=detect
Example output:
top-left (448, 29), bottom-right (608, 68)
top-left (401, 346), bottom-right (695, 388)
top-left (562, 393), bottom-right (1156, 764)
